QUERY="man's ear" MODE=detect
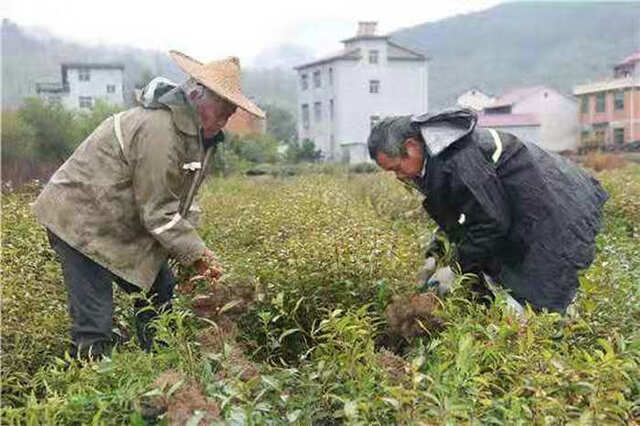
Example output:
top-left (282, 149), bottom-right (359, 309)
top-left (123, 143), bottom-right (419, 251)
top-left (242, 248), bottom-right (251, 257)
top-left (403, 137), bottom-right (422, 156)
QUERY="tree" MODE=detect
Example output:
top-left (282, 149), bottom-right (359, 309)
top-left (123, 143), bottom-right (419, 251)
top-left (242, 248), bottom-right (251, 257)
top-left (286, 138), bottom-right (322, 163)
top-left (259, 103), bottom-right (297, 143)
top-left (18, 97), bottom-right (80, 163)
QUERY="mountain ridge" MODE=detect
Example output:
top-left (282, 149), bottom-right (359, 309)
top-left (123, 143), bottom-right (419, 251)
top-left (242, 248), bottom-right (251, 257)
top-left (3, 3), bottom-right (639, 112)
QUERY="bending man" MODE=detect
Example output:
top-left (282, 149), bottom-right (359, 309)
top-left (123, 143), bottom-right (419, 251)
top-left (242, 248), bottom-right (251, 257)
top-left (368, 109), bottom-right (608, 313)
top-left (32, 51), bottom-right (264, 358)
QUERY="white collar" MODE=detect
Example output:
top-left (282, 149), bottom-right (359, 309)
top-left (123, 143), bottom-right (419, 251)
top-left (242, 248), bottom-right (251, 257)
top-left (420, 154), bottom-right (428, 179)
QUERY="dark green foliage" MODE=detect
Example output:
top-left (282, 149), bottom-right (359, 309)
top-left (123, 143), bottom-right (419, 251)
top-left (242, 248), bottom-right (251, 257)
top-left (17, 98), bottom-right (79, 163)
top-left (259, 103), bottom-right (297, 143)
top-left (286, 138), bottom-right (322, 163)
top-left (349, 162), bottom-right (379, 174)
top-left (74, 99), bottom-right (124, 142)
top-left (2, 99), bottom-right (124, 186)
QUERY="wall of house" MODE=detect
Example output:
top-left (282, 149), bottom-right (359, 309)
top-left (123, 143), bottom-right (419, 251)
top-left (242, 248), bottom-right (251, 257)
top-left (511, 89), bottom-right (578, 151)
top-left (296, 38), bottom-right (428, 162)
top-left (337, 41), bottom-right (427, 163)
top-left (63, 68), bottom-right (124, 110)
top-left (483, 125), bottom-right (541, 146)
top-left (578, 87), bottom-right (640, 145)
top-left (341, 143), bottom-right (370, 164)
top-left (296, 61), bottom-right (338, 159)
top-left (225, 109), bottom-right (266, 135)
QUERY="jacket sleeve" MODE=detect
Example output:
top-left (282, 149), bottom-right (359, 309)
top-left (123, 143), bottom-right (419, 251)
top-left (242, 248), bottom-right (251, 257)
top-left (130, 112), bottom-right (205, 266)
top-left (448, 147), bottom-right (511, 273)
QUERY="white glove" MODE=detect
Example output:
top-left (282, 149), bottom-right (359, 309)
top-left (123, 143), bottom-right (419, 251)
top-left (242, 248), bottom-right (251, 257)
top-left (416, 256), bottom-right (438, 285)
top-left (427, 266), bottom-right (455, 297)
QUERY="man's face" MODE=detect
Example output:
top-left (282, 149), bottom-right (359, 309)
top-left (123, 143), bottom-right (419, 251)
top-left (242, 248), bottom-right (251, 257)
top-left (375, 138), bottom-right (425, 181)
top-left (197, 93), bottom-right (237, 138)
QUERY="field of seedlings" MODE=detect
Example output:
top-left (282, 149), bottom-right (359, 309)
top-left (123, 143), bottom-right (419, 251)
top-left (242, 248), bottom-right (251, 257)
top-left (2, 166), bottom-right (639, 424)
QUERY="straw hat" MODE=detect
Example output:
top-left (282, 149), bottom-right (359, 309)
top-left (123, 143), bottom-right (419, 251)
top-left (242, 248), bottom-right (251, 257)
top-left (169, 50), bottom-right (265, 119)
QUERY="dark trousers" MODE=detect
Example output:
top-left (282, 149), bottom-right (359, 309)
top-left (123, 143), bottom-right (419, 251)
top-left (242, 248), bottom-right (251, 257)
top-left (47, 230), bottom-right (174, 358)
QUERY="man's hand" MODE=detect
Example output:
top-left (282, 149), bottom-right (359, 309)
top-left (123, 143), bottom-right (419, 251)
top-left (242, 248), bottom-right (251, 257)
top-left (427, 266), bottom-right (455, 297)
top-left (416, 256), bottom-right (438, 286)
top-left (193, 248), bottom-right (223, 280)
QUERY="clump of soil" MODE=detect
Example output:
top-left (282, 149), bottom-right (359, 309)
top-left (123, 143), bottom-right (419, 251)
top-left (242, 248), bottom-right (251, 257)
top-left (384, 292), bottom-right (445, 341)
top-left (181, 277), bottom-right (256, 321)
top-left (376, 348), bottom-right (410, 386)
top-left (197, 315), bottom-right (239, 352)
top-left (217, 344), bottom-right (260, 381)
top-left (140, 370), bottom-right (220, 425)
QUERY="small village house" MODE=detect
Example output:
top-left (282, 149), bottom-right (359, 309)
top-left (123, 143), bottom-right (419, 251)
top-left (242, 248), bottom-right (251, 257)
top-left (224, 109), bottom-right (266, 135)
top-left (573, 52), bottom-right (640, 149)
top-left (477, 86), bottom-right (578, 152)
top-left (457, 88), bottom-right (496, 111)
top-left (36, 63), bottom-right (125, 110)
top-left (294, 21), bottom-right (429, 163)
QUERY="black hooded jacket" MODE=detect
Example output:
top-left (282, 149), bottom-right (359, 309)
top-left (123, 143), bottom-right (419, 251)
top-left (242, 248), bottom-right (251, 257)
top-left (412, 110), bottom-right (608, 312)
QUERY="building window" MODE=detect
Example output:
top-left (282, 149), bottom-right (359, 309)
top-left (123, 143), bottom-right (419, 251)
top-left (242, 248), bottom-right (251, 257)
top-left (580, 130), bottom-right (590, 144)
top-left (301, 74), bottom-right (308, 91)
top-left (581, 96), bottom-right (589, 114)
top-left (78, 68), bottom-right (90, 81)
top-left (329, 68), bottom-right (333, 85)
top-left (313, 70), bottom-right (321, 88)
top-left (329, 99), bottom-right (334, 121)
top-left (614, 91), bottom-right (624, 110)
top-left (595, 93), bottom-right (606, 113)
top-left (302, 104), bottom-right (309, 129)
top-left (314, 102), bottom-right (322, 122)
top-left (614, 128), bottom-right (625, 145)
top-left (370, 115), bottom-right (380, 130)
top-left (79, 96), bottom-right (93, 108)
top-left (107, 84), bottom-right (116, 93)
top-left (369, 50), bottom-right (379, 64)
top-left (369, 80), bottom-right (380, 94)
top-left (330, 134), bottom-right (335, 159)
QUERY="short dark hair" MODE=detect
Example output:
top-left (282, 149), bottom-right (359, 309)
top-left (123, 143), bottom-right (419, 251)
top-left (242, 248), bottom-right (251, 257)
top-left (367, 115), bottom-right (422, 160)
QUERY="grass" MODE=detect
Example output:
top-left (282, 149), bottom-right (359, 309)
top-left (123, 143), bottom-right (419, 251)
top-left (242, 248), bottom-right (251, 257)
top-left (1, 166), bottom-right (639, 424)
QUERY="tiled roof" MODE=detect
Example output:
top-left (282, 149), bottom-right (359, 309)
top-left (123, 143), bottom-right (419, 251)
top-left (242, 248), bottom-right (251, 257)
top-left (488, 86), bottom-right (546, 108)
top-left (478, 113), bottom-right (541, 127)
top-left (387, 42), bottom-right (426, 60)
top-left (294, 48), bottom-right (361, 70)
top-left (617, 52), bottom-right (640, 66)
top-left (225, 109), bottom-right (265, 135)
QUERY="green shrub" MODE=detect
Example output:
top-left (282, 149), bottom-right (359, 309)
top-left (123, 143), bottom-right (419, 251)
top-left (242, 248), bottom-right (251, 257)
top-left (17, 98), bottom-right (80, 163)
top-left (349, 162), bottom-right (379, 174)
top-left (2, 167), bottom-right (639, 424)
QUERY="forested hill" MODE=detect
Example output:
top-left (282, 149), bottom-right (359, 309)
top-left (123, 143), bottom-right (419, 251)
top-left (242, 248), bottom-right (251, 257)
top-left (0, 19), bottom-right (298, 111)
top-left (3, 3), bottom-right (640, 111)
top-left (1, 19), bottom-right (185, 108)
top-left (391, 2), bottom-right (640, 108)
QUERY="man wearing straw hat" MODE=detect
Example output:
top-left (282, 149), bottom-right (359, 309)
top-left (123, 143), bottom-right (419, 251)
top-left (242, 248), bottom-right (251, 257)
top-left (32, 51), bottom-right (265, 359)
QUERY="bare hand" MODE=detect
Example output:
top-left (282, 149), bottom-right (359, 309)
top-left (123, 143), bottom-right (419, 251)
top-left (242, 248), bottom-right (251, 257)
top-left (193, 248), bottom-right (223, 280)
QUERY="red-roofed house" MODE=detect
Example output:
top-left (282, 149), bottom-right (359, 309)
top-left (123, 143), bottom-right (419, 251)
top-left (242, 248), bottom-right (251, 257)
top-left (456, 88), bottom-right (496, 111)
top-left (573, 52), bottom-right (640, 149)
top-left (224, 109), bottom-right (266, 135)
top-left (477, 86), bottom-right (578, 152)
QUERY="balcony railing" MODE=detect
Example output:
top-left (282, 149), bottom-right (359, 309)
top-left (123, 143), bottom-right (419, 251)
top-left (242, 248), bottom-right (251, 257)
top-left (35, 82), bottom-right (69, 93)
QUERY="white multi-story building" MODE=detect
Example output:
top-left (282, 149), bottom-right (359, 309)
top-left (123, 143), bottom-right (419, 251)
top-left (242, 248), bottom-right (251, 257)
top-left (36, 63), bottom-right (125, 110)
top-left (294, 22), bottom-right (429, 163)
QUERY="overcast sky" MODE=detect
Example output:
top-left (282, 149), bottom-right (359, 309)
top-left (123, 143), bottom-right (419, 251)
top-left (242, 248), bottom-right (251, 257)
top-left (3, 0), bottom-right (506, 66)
